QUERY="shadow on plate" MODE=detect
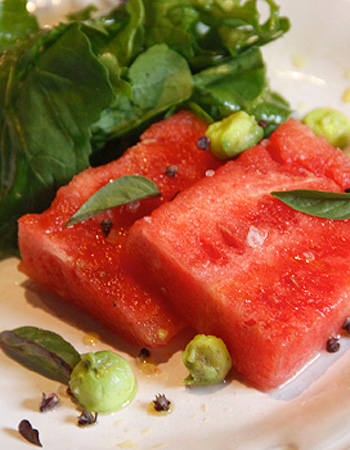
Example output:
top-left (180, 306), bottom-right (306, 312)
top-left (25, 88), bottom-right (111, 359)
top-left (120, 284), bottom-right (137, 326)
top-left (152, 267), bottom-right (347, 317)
top-left (21, 278), bottom-right (193, 362)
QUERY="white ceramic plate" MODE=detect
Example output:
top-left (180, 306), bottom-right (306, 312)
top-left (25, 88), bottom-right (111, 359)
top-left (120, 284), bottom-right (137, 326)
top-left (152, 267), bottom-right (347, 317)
top-left (2, 1), bottom-right (350, 449)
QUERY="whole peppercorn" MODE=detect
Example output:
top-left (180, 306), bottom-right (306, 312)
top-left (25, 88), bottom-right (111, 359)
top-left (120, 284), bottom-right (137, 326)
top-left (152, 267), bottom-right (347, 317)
top-left (326, 337), bottom-right (340, 353)
top-left (165, 166), bottom-right (178, 178)
top-left (197, 136), bottom-right (210, 150)
top-left (342, 317), bottom-right (350, 334)
top-left (100, 219), bottom-right (113, 237)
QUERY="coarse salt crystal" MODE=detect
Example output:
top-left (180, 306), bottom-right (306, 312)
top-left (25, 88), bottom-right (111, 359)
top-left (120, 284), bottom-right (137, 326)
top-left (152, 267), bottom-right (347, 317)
top-left (246, 226), bottom-right (267, 248)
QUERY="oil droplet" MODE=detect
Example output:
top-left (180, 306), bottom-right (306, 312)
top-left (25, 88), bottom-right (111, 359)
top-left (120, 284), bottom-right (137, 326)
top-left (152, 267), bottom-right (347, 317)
top-left (147, 401), bottom-right (174, 416)
top-left (150, 444), bottom-right (169, 449)
top-left (57, 385), bottom-right (70, 397)
top-left (297, 101), bottom-right (307, 111)
top-left (201, 404), bottom-right (207, 413)
top-left (136, 350), bottom-right (161, 376)
top-left (137, 360), bottom-right (161, 376)
top-left (114, 420), bottom-right (124, 427)
top-left (82, 332), bottom-right (99, 346)
top-left (116, 441), bottom-right (139, 449)
top-left (291, 54), bottom-right (307, 68)
top-left (342, 87), bottom-right (350, 103)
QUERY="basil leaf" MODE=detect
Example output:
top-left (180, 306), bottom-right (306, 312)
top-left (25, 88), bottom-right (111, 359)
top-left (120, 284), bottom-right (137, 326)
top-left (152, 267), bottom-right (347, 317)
top-left (66, 175), bottom-right (160, 226)
top-left (271, 189), bottom-right (350, 220)
top-left (0, 327), bottom-right (81, 384)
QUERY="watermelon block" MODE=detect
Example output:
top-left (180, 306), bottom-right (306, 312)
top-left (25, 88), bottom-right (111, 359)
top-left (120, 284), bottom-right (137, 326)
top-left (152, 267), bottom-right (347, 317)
top-left (18, 111), bottom-right (222, 348)
top-left (125, 118), bottom-right (350, 389)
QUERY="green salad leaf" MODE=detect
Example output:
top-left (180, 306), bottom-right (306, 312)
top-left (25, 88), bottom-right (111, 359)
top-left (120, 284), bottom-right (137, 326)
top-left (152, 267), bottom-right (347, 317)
top-left (0, 0), bottom-right (39, 51)
top-left (92, 43), bottom-right (193, 144)
top-left (0, 23), bottom-right (113, 257)
top-left (143, 0), bottom-right (290, 70)
top-left (66, 175), bottom-right (161, 226)
top-left (0, 0), bottom-right (291, 258)
top-left (0, 326), bottom-right (81, 384)
top-left (271, 189), bottom-right (350, 220)
top-left (192, 47), bottom-right (290, 134)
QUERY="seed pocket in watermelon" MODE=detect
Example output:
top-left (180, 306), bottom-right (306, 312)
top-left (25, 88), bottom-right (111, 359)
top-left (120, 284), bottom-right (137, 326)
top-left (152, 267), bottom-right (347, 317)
top-left (18, 111), bottom-right (222, 348)
top-left (125, 118), bottom-right (350, 390)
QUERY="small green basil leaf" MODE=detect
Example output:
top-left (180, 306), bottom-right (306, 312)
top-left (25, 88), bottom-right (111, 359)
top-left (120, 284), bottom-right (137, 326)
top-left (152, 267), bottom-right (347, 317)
top-left (0, 327), bottom-right (81, 384)
top-left (66, 175), bottom-right (160, 226)
top-left (271, 189), bottom-right (350, 220)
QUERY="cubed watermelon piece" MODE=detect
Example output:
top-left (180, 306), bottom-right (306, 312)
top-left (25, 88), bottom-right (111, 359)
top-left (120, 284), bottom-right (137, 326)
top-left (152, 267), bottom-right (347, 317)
top-left (18, 111), bottom-right (222, 348)
top-left (125, 118), bottom-right (350, 389)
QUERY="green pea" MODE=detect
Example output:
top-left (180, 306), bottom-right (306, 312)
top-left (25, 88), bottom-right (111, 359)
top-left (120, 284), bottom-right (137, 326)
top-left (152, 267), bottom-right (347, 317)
top-left (182, 334), bottom-right (232, 386)
top-left (69, 351), bottom-right (137, 413)
top-left (205, 111), bottom-right (264, 159)
top-left (302, 107), bottom-right (350, 148)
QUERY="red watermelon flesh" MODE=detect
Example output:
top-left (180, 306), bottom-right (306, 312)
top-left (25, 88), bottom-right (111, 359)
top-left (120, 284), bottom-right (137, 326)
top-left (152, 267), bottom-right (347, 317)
top-left (18, 111), bottom-right (222, 348)
top-left (125, 118), bottom-right (350, 389)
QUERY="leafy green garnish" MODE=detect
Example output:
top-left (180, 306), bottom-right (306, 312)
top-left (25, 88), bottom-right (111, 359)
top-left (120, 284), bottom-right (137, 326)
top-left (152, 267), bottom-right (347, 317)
top-left (143, 0), bottom-right (290, 70)
top-left (0, 326), bottom-right (81, 384)
top-left (92, 43), bottom-right (193, 143)
top-left (0, 0), bottom-right (39, 51)
top-left (0, 23), bottom-right (114, 258)
top-left (192, 47), bottom-right (290, 133)
top-left (66, 175), bottom-right (160, 226)
top-left (271, 189), bottom-right (350, 220)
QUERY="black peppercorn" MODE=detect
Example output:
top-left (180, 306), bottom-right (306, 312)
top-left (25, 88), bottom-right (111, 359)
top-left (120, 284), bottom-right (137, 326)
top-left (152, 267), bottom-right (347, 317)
top-left (138, 347), bottom-right (150, 359)
top-left (100, 219), bottom-right (113, 237)
top-left (165, 166), bottom-right (178, 178)
top-left (342, 317), bottom-right (350, 334)
top-left (258, 119), bottom-right (268, 128)
top-left (326, 337), bottom-right (340, 353)
top-left (197, 136), bottom-right (210, 150)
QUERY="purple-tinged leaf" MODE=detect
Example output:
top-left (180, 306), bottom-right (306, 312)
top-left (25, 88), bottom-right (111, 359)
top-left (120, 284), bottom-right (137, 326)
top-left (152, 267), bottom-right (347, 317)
top-left (78, 409), bottom-right (98, 427)
top-left (0, 327), bottom-right (80, 384)
top-left (40, 393), bottom-right (60, 412)
top-left (18, 420), bottom-right (42, 447)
